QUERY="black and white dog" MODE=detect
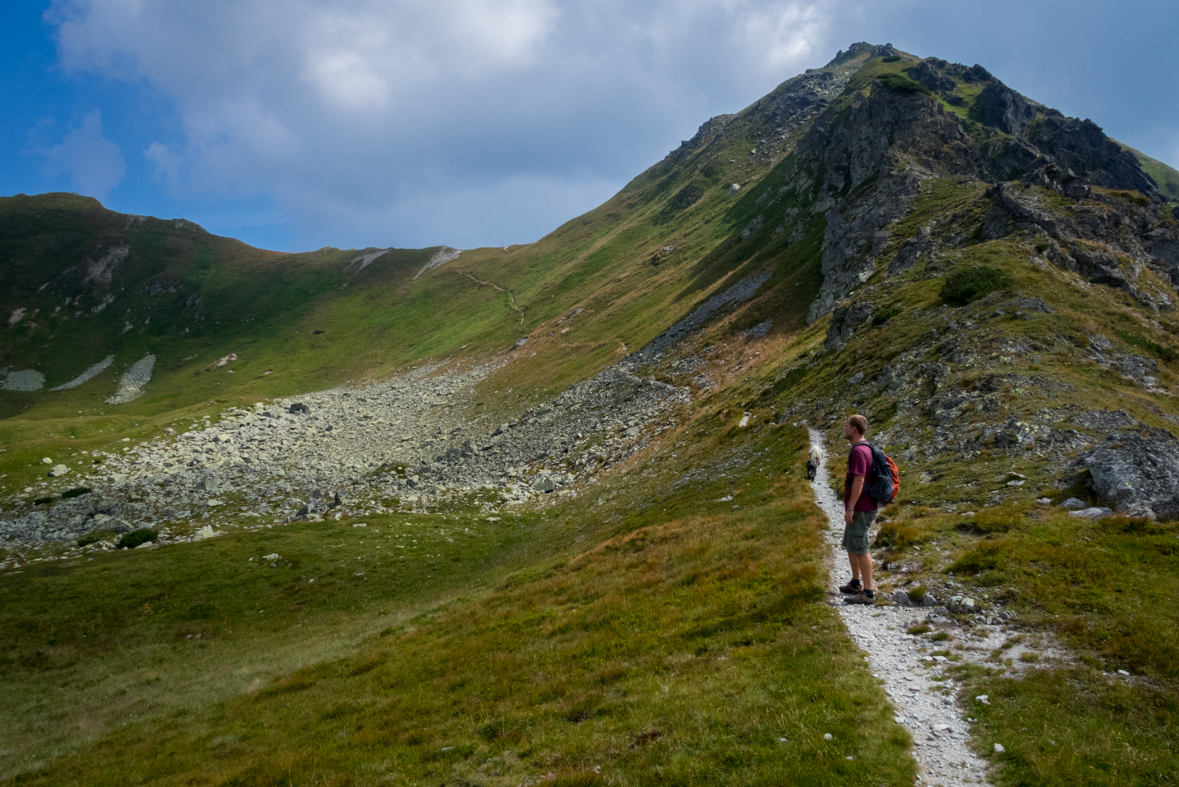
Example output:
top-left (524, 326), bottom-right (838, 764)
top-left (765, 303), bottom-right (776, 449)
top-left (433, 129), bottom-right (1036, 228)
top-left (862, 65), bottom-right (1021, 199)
top-left (806, 443), bottom-right (824, 481)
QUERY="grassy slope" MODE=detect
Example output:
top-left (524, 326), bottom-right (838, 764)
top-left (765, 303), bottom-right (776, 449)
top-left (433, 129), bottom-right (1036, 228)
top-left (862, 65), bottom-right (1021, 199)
top-left (0, 420), bottom-right (917, 786)
top-left (0, 74), bottom-right (812, 495)
top-left (4, 50), bottom-right (1179, 786)
top-left (1123, 146), bottom-right (1179, 204)
top-left (740, 173), bottom-right (1179, 785)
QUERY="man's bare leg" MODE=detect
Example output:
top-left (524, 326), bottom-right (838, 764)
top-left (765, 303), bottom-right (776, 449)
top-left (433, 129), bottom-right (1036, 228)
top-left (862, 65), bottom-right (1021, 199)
top-left (854, 553), bottom-right (874, 590)
top-left (847, 552), bottom-right (861, 582)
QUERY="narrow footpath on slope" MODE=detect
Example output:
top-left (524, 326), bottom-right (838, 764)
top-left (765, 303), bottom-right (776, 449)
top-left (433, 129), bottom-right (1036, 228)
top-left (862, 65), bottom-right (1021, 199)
top-left (808, 428), bottom-right (992, 787)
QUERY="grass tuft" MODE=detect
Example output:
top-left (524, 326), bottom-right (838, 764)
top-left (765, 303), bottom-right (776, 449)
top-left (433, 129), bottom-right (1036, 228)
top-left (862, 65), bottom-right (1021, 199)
top-left (877, 73), bottom-right (931, 96)
top-left (941, 265), bottom-right (1014, 306)
top-left (1115, 330), bottom-right (1176, 363)
top-left (116, 529), bottom-right (158, 549)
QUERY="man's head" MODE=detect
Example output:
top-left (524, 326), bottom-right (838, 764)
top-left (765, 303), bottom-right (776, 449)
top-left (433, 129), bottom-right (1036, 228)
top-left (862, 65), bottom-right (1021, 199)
top-left (844, 414), bottom-right (868, 441)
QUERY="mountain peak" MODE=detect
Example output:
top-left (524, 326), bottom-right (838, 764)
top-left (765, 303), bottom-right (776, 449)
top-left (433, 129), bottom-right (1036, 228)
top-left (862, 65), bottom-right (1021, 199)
top-left (825, 41), bottom-right (901, 68)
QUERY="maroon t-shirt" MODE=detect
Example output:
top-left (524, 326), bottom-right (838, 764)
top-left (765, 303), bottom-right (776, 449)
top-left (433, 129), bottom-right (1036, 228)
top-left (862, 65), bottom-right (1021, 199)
top-left (844, 442), bottom-right (878, 512)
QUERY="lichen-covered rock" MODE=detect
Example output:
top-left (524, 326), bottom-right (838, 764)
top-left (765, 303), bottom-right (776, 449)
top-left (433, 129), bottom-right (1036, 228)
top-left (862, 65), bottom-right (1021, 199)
top-left (1084, 426), bottom-right (1179, 520)
top-left (825, 301), bottom-right (876, 350)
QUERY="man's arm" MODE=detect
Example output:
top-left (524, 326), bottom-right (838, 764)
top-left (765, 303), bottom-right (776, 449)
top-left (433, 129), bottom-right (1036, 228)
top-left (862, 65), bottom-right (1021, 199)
top-left (845, 474), bottom-right (865, 524)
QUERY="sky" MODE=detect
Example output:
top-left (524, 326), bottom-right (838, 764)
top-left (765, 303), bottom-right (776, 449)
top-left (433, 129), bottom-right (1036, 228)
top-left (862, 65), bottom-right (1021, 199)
top-left (2, 1), bottom-right (1177, 253)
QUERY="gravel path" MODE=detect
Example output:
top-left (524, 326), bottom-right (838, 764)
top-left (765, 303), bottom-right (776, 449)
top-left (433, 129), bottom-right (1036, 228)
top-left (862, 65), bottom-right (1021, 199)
top-left (809, 428), bottom-right (993, 787)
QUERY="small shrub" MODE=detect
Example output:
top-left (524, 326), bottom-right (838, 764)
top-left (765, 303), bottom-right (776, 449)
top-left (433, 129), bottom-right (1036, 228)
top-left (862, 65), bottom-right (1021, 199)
top-left (1115, 330), bottom-right (1177, 363)
top-left (907, 584), bottom-right (927, 602)
top-left (947, 542), bottom-right (1004, 575)
top-left (61, 487), bottom-right (92, 498)
top-left (873, 304), bottom-right (903, 325)
top-left (931, 632), bottom-right (952, 642)
top-left (33, 497), bottom-right (53, 506)
top-left (77, 533), bottom-right (104, 547)
top-left (874, 518), bottom-right (932, 548)
top-left (941, 266), bottom-right (1014, 306)
top-left (1106, 189), bottom-right (1150, 207)
top-left (882, 55), bottom-right (902, 63)
top-left (907, 624), bottom-right (931, 635)
top-left (878, 72), bottom-right (931, 96)
top-left (117, 529), bottom-right (158, 549)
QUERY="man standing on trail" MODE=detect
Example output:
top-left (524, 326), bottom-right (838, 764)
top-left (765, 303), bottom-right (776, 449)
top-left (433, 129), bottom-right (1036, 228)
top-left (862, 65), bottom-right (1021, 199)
top-left (840, 414), bottom-right (877, 604)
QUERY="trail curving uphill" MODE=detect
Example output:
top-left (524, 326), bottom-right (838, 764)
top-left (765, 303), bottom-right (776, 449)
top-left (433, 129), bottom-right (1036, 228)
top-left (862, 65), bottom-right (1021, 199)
top-left (809, 427), bottom-right (992, 787)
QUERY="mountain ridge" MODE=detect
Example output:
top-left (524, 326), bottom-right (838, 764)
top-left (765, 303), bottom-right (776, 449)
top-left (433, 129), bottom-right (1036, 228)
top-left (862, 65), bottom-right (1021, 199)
top-left (2, 42), bottom-right (1179, 786)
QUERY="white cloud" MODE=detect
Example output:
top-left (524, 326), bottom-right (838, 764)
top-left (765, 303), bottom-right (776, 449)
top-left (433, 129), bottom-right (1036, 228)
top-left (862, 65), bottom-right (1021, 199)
top-left (285, 171), bottom-right (621, 250)
top-left (31, 109), bottom-right (126, 199)
top-left (303, 51), bottom-right (391, 113)
top-left (46, 0), bottom-right (851, 248)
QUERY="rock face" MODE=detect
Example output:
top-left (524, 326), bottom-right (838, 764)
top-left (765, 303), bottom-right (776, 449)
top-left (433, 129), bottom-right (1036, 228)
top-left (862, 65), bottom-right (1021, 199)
top-left (796, 54), bottom-right (1170, 323)
top-left (974, 80), bottom-right (1040, 136)
top-left (1027, 116), bottom-right (1159, 198)
top-left (825, 301), bottom-right (876, 350)
top-left (1084, 426), bottom-right (1179, 520)
top-left (798, 77), bottom-right (990, 322)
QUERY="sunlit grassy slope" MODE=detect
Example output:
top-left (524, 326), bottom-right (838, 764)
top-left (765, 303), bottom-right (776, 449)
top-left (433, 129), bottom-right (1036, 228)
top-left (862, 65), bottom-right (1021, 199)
top-left (0, 66), bottom-right (830, 493)
top-left (4, 46), bottom-right (1179, 786)
top-left (1, 423), bottom-right (918, 786)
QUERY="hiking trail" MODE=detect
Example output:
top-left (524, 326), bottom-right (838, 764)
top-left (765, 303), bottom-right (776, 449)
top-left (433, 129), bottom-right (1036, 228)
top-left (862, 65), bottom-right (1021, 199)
top-left (809, 427), bottom-right (992, 787)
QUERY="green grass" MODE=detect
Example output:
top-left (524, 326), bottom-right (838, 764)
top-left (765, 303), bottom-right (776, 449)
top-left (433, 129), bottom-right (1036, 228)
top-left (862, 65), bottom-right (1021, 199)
top-left (0, 428), bottom-right (919, 786)
top-left (1115, 330), bottom-right (1177, 364)
top-left (5, 53), bottom-right (1179, 787)
top-left (1125, 145), bottom-right (1179, 202)
top-left (941, 265), bottom-right (1015, 306)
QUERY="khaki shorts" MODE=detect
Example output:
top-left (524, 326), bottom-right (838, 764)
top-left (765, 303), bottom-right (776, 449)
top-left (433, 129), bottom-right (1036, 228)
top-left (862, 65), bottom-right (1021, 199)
top-left (842, 510), bottom-right (876, 555)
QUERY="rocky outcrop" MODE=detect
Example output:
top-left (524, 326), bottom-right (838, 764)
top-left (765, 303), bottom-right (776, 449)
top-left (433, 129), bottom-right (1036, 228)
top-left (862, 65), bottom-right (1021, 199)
top-left (974, 80), bottom-right (1041, 136)
top-left (981, 181), bottom-right (1177, 311)
top-left (908, 60), bottom-right (955, 93)
top-left (799, 84), bottom-right (989, 322)
top-left (1027, 116), bottom-right (1159, 198)
top-left (1084, 425), bottom-right (1179, 520)
top-left (825, 301), bottom-right (876, 350)
top-left (825, 42), bottom-right (900, 67)
top-left (896, 57), bottom-right (1158, 200)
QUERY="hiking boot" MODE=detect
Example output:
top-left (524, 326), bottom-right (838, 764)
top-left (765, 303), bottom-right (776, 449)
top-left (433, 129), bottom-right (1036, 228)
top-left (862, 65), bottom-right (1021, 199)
top-left (838, 578), bottom-right (863, 594)
top-left (844, 590), bottom-right (876, 605)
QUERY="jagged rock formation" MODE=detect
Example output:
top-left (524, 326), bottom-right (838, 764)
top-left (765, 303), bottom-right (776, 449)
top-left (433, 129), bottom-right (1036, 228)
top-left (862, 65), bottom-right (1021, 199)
top-left (759, 49), bottom-right (1177, 324)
